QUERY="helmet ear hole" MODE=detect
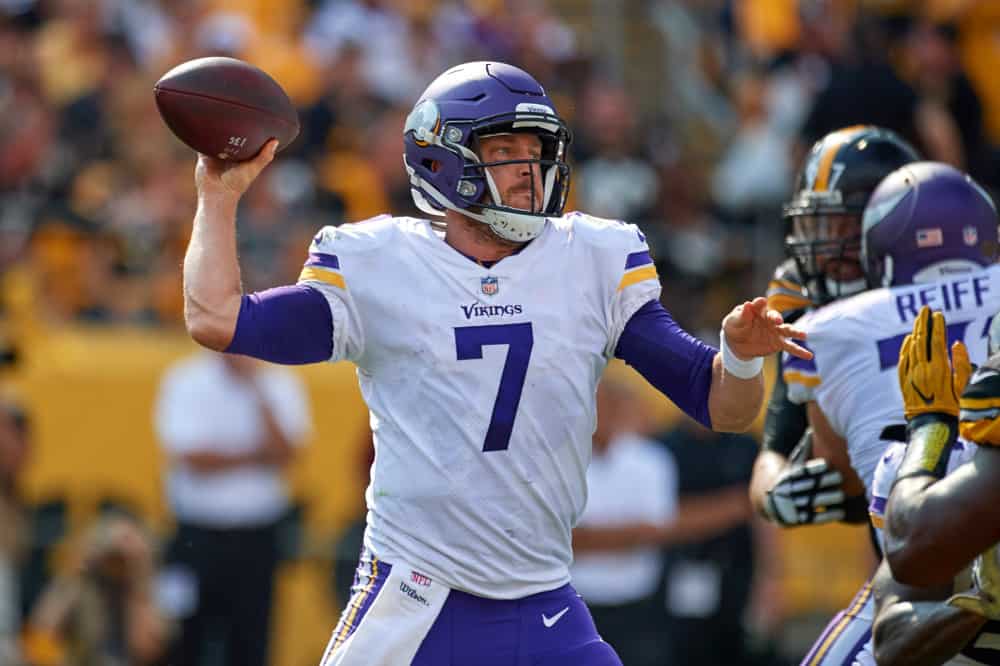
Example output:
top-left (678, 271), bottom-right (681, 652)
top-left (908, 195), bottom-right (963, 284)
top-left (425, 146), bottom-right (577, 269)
top-left (422, 159), bottom-right (441, 173)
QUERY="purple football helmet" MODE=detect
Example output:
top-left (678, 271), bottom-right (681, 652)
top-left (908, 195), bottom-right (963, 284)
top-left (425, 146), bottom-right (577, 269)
top-left (403, 62), bottom-right (572, 242)
top-left (861, 161), bottom-right (997, 288)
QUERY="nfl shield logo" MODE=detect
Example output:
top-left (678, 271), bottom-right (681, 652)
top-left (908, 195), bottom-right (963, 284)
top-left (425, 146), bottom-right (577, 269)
top-left (481, 276), bottom-right (499, 296)
top-left (963, 225), bottom-right (978, 246)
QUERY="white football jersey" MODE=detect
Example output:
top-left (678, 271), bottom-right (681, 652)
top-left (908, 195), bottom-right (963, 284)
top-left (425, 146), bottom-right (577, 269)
top-left (869, 440), bottom-right (978, 549)
top-left (298, 213), bottom-right (660, 599)
top-left (869, 441), bottom-right (1000, 666)
top-left (784, 264), bottom-right (1000, 497)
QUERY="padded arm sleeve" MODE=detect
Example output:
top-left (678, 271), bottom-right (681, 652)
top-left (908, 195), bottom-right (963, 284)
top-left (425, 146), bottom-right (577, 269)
top-left (224, 285), bottom-right (334, 364)
top-left (615, 299), bottom-right (716, 428)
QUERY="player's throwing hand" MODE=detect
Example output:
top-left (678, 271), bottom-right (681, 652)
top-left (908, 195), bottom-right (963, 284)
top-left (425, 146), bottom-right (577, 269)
top-left (195, 139), bottom-right (279, 200)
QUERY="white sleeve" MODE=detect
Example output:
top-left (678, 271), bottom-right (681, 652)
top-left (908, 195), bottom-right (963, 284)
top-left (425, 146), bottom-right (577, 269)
top-left (782, 311), bottom-right (820, 405)
top-left (581, 216), bottom-right (660, 357)
top-left (869, 442), bottom-right (904, 526)
top-left (296, 224), bottom-right (366, 363)
top-left (782, 348), bottom-right (819, 405)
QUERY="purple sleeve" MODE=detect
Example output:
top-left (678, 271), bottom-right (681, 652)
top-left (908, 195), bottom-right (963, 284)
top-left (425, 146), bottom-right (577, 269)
top-left (615, 299), bottom-right (717, 428)
top-left (224, 285), bottom-right (333, 364)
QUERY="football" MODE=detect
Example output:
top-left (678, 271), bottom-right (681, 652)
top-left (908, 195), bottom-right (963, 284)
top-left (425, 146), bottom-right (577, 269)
top-left (154, 57), bottom-right (299, 161)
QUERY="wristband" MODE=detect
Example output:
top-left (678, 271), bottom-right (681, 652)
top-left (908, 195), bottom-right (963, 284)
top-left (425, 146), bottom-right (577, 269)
top-left (720, 329), bottom-right (764, 379)
top-left (891, 414), bottom-right (957, 490)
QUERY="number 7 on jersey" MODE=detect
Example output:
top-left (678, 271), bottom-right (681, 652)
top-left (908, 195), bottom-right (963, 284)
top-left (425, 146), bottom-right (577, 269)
top-left (454, 323), bottom-right (534, 452)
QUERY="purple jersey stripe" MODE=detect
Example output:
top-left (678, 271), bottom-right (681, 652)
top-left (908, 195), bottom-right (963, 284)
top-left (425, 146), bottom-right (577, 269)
top-left (870, 496), bottom-right (887, 515)
top-left (876, 320), bottom-right (970, 370)
top-left (801, 610), bottom-right (847, 665)
top-left (306, 252), bottom-right (340, 270)
top-left (844, 628), bottom-right (872, 665)
top-left (783, 352), bottom-right (817, 373)
top-left (800, 581), bottom-right (873, 665)
top-left (331, 550), bottom-right (392, 653)
top-left (624, 250), bottom-right (652, 270)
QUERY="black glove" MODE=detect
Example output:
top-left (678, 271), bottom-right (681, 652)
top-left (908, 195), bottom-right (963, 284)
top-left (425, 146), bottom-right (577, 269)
top-left (763, 431), bottom-right (850, 525)
top-left (764, 456), bottom-right (847, 526)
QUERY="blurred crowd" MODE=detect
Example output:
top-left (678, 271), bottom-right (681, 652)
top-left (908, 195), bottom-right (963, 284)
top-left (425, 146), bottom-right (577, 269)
top-left (1, 0), bottom-right (999, 664)
top-left (1, 0), bottom-right (996, 346)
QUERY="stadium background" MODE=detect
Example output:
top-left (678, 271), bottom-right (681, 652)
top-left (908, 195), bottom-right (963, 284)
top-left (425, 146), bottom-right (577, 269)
top-left (1, 0), bottom-right (998, 664)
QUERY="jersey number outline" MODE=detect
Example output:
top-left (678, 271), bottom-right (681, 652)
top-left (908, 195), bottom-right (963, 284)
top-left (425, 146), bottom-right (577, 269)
top-left (454, 322), bottom-right (534, 451)
top-left (875, 316), bottom-right (993, 370)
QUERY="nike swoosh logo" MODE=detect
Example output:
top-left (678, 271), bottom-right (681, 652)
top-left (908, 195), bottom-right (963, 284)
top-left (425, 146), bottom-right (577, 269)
top-left (911, 382), bottom-right (935, 405)
top-left (542, 606), bottom-right (570, 628)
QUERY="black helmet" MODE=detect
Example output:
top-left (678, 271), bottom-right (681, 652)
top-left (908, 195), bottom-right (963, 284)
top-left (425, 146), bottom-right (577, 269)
top-left (784, 125), bottom-right (920, 306)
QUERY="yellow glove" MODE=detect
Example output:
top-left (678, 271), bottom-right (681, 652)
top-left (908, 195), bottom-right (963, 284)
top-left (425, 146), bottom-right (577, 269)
top-left (898, 306), bottom-right (972, 421)
top-left (948, 544), bottom-right (1000, 620)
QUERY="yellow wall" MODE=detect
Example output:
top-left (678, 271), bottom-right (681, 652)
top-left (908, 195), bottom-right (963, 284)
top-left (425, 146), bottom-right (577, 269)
top-left (9, 325), bottom-right (371, 664)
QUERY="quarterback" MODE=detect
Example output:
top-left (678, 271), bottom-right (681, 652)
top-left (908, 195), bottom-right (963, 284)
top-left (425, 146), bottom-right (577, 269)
top-left (181, 62), bottom-right (808, 665)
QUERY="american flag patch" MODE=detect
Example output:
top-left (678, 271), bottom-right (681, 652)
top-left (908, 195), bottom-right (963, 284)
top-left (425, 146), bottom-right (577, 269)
top-left (916, 228), bottom-right (943, 248)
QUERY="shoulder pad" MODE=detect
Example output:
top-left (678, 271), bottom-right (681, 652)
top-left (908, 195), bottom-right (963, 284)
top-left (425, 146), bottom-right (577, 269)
top-left (559, 212), bottom-right (656, 288)
top-left (959, 354), bottom-right (1000, 446)
top-left (766, 260), bottom-right (811, 319)
top-left (309, 215), bottom-right (397, 255)
top-left (771, 258), bottom-right (804, 285)
top-left (560, 212), bottom-right (647, 250)
top-left (767, 294), bottom-right (810, 321)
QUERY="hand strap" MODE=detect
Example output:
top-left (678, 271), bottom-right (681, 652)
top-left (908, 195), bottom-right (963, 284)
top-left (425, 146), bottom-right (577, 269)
top-left (891, 414), bottom-right (957, 489)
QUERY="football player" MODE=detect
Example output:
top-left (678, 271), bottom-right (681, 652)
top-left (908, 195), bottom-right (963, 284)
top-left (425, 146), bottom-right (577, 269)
top-left (883, 314), bottom-right (1000, 591)
top-left (181, 62), bottom-right (809, 666)
top-left (780, 161), bottom-right (999, 665)
top-left (751, 128), bottom-right (919, 666)
top-left (752, 126), bottom-right (920, 536)
top-left (869, 307), bottom-right (1000, 666)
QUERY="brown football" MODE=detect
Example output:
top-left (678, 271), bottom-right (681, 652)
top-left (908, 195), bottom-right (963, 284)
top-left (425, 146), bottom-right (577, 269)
top-left (154, 57), bottom-right (299, 161)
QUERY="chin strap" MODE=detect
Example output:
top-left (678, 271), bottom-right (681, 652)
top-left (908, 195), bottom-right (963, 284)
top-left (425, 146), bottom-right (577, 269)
top-left (406, 160), bottom-right (549, 242)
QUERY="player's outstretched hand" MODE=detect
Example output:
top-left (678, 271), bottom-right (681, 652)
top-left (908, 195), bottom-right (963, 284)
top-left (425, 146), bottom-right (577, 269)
top-left (722, 297), bottom-right (811, 360)
top-left (195, 139), bottom-right (279, 200)
top-left (898, 305), bottom-right (971, 421)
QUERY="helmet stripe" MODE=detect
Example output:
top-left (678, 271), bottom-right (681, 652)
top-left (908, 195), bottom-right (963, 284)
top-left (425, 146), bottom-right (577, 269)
top-left (814, 133), bottom-right (850, 191)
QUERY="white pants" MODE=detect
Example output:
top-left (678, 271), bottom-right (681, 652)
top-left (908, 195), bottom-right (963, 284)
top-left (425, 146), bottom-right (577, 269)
top-left (320, 554), bottom-right (448, 666)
